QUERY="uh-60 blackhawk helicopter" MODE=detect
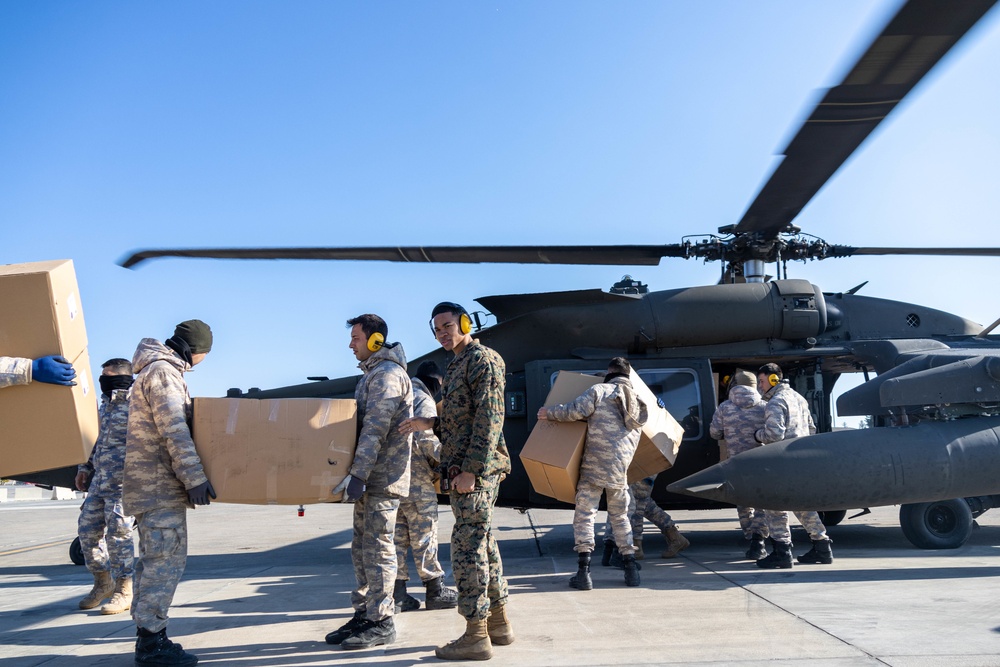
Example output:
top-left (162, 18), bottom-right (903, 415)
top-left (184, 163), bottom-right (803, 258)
top-left (121, 0), bottom-right (1000, 550)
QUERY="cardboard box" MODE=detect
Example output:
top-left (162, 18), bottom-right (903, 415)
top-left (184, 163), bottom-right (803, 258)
top-left (192, 397), bottom-right (357, 505)
top-left (0, 260), bottom-right (99, 477)
top-left (627, 369), bottom-right (685, 483)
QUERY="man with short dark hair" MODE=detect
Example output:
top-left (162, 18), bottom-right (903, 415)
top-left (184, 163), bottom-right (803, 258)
top-left (75, 357), bottom-right (136, 615)
top-left (124, 320), bottom-right (216, 667)
top-left (325, 313), bottom-right (412, 650)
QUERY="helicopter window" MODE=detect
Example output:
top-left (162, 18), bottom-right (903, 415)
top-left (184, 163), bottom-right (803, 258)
top-left (547, 369), bottom-right (702, 441)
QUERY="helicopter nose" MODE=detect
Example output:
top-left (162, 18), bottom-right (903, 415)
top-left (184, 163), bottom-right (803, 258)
top-left (668, 465), bottom-right (733, 504)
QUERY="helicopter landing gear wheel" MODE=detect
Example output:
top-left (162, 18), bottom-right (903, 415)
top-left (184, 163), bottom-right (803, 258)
top-left (817, 510), bottom-right (847, 526)
top-left (899, 499), bottom-right (973, 549)
top-left (69, 536), bottom-right (85, 565)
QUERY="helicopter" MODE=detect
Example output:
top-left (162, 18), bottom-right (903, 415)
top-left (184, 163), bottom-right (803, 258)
top-left (116, 0), bottom-right (1000, 550)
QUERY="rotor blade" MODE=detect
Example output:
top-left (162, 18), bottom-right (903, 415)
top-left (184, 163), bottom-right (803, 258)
top-left (831, 246), bottom-right (1000, 258)
top-left (119, 244), bottom-right (690, 269)
top-left (735, 0), bottom-right (997, 238)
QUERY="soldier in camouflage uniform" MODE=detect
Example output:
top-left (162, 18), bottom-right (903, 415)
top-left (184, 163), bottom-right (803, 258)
top-left (539, 357), bottom-right (647, 591)
top-left (324, 314), bottom-right (412, 651)
top-left (1, 355), bottom-right (76, 388)
top-left (123, 320), bottom-right (216, 667)
top-left (602, 474), bottom-right (689, 564)
top-left (401, 301), bottom-right (512, 661)
top-left (75, 358), bottom-right (136, 614)
top-left (708, 369), bottom-right (769, 560)
top-left (393, 361), bottom-right (459, 613)
top-left (753, 363), bottom-right (833, 569)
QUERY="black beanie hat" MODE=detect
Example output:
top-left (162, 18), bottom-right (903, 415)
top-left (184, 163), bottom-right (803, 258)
top-left (174, 319), bottom-right (213, 354)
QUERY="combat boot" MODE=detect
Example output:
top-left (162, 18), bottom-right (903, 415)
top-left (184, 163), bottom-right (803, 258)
top-left (79, 570), bottom-right (114, 610)
top-left (486, 602), bottom-right (515, 646)
top-left (622, 554), bottom-right (641, 587)
top-left (569, 551), bottom-right (593, 591)
top-left (325, 609), bottom-right (366, 645)
top-left (797, 538), bottom-right (834, 565)
top-left (394, 579), bottom-right (420, 612)
top-left (135, 627), bottom-right (198, 666)
top-left (745, 533), bottom-right (767, 560)
top-left (101, 576), bottom-right (133, 615)
top-left (435, 618), bottom-right (492, 661)
top-left (609, 545), bottom-right (624, 569)
top-left (633, 536), bottom-right (644, 560)
top-left (756, 538), bottom-right (793, 569)
top-left (601, 540), bottom-right (616, 567)
top-left (424, 576), bottom-right (459, 610)
top-left (661, 526), bottom-right (690, 558)
top-left (341, 617), bottom-right (396, 650)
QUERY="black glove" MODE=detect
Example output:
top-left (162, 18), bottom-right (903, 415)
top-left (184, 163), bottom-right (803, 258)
top-left (32, 355), bottom-right (77, 386)
top-left (188, 480), bottom-right (217, 506)
top-left (345, 475), bottom-right (366, 502)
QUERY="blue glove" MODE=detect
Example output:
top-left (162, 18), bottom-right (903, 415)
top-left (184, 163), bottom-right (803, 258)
top-left (32, 355), bottom-right (77, 386)
top-left (187, 480), bottom-right (217, 506)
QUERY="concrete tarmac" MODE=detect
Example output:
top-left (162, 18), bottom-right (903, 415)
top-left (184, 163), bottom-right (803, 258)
top-left (2, 499), bottom-right (1000, 666)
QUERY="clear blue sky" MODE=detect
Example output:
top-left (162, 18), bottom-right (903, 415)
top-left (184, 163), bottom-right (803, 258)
top-left (3, 2), bottom-right (999, 427)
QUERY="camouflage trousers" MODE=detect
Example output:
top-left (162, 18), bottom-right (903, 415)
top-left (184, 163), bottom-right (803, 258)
top-left (132, 507), bottom-right (188, 633)
top-left (395, 479), bottom-right (446, 583)
top-left (602, 478), bottom-right (673, 542)
top-left (450, 474), bottom-right (508, 621)
top-left (351, 492), bottom-right (400, 621)
top-left (738, 506), bottom-right (769, 538)
top-left (763, 509), bottom-right (828, 544)
top-left (78, 492), bottom-right (135, 579)
top-left (577, 480), bottom-right (634, 556)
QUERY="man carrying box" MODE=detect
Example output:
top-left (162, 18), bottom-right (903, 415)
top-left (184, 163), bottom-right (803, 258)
top-left (537, 357), bottom-right (647, 590)
top-left (123, 320), bottom-right (216, 667)
top-left (1, 355), bottom-right (76, 388)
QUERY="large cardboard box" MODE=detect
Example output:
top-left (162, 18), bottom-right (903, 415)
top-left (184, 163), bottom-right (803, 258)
top-left (192, 397), bottom-right (357, 505)
top-left (0, 260), bottom-right (99, 477)
top-left (627, 369), bottom-right (685, 483)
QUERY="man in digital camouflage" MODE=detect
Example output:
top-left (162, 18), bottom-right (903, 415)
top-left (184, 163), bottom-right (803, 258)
top-left (401, 301), bottom-right (513, 661)
top-left (324, 314), bottom-right (412, 651)
top-left (75, 358), bottom-right (136, 615)
top-left (0, 355), bottom-right (76, 388)
top-left (602, 474), bottom-right (689, 564)
top-left (393, 360), bottom-right (458, 613)
top-left (708, 369), bottom-right (768, 560)
top-left (753, 363), bottom-right (833, 569)
top-left (539, 357), bottom-right (647, 591)
top-left (123, 320), bottom-right (216, 667)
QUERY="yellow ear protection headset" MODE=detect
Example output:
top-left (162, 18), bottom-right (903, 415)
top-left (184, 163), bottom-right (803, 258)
top-left (429, 302), bottom-right (472, 336)
top-left (768, 374), bottom-right (780, 387)
top-left (367, 331), bottom-right (386, 352)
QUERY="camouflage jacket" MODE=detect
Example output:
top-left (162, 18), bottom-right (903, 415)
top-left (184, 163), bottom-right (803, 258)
top-left (440, 340), bottom-right (511, 479)
top-left (709, 384), bottom-right (766, 457)
top-left (122, 338), bottom-right (208, 514)
top-left (352, 343), bottom-right (412, 498)
top-left (78, 389), bottom-right (130, 497)
top-left (546, 376), bottom-right (647, 489)
top-left (755, 382), bottom-right (817, 444)
top-left (0, 356), bottom-right (31, 389)
top-left (409, 377), bottom-right (442, 493)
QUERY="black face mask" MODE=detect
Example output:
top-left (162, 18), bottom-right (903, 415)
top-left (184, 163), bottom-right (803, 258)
top-left (604, 371), bottom-right (629, 383)
top-left (164, 335), bottom-right (194, 366)
top-left (100, 374), bottom-right (133, 395)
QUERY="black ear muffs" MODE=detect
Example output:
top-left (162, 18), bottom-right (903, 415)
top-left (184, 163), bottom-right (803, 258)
top-left (429, 303), bottom-right (472, 336)
top-left (367, 332), bottom-right (385, 352)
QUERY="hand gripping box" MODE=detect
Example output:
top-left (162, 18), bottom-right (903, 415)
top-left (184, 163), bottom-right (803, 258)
top-left (192, 397), bottom-right (357, 504)
top-left (0, 260), bottom-right (99, 477)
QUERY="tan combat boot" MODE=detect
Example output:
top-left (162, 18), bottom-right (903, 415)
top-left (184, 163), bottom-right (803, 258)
top-left (79, 571), bottom-right (115, 610)
top-left (633, 536), bottom-right (644, 560)
top-left (101, 576), bottom-right (133, 615)
top-left (486, 603), bottom-right (514, 646)
top-left (435, 618), bottom-right (492, 661)
top-left (661, 526), bottom-right (691, 558)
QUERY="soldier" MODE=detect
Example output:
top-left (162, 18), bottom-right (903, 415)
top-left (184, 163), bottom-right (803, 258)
top-left (708, 369), bottom-right (768, 560)
top-left (400, 301), bottom-right (513, 662)
top-left (393, 360), bottom-right (459, 613)
top-left (538, 357), bottom-right (647, 591)
top-left (602, 475), bottom-right (689, 565)
top-left (123, 320), bottom-right (216, 667)
top-left (74, 358), bottom-right (136, 615)
top-left (753, 363), bottom-right (834, 568)
top-left (324, 314), bottom-right (411, 650)
top-left (1, 355), bottom-right (76, 388)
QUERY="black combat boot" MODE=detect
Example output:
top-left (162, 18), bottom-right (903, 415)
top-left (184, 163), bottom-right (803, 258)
top-left (135, 627), bottom-right (198, 666)
top-left (796, 538), bottom-right (834, 564)
top-left (601, 540), bottom-right (616, 567)
top-left (622, 554), bottom-right (641, 587)
top-left (393, 579), bottom-right (420, 612)
top-left (745, 533), bottom-right (767, 560)
top-left (341, 616), bottom-right (396, 650)
top-left (424, 576), bottom-right (459, 610)
top-left (569, 551), bottom-right (593, 590)
top-left (756, 538), bottom-right (793, 569)
top-left (325, 609), bottom-right (366, 645)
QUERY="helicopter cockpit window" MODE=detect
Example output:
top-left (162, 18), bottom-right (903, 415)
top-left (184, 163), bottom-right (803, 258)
top-left (548, 369), bottom-right (702, 441)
